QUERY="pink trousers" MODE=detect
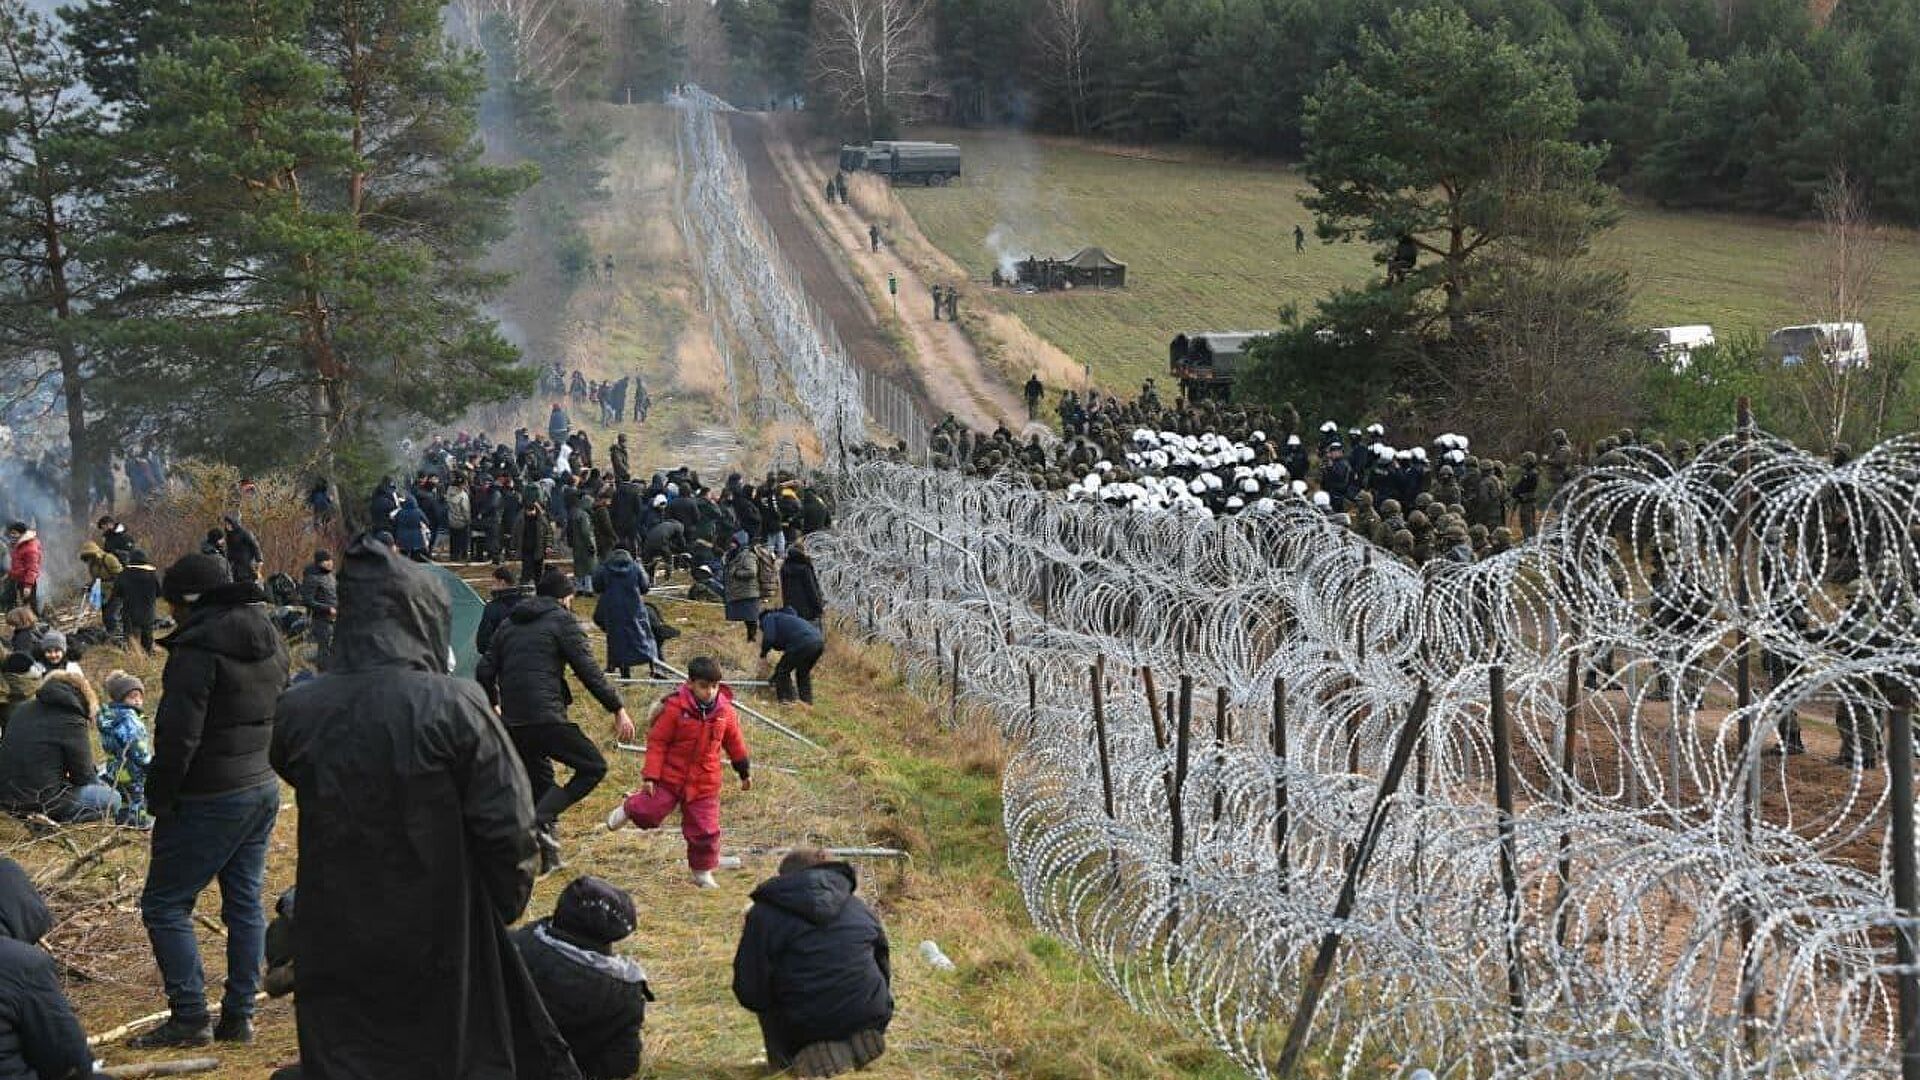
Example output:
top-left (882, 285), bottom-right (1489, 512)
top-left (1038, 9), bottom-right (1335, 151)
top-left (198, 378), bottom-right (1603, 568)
top-left (622, 785), bottom-right (723, 871)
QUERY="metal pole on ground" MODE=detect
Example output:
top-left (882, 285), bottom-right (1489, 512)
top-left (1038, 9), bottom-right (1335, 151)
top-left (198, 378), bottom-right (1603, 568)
top-left (1889, 702), bottom-right (1920, 1080)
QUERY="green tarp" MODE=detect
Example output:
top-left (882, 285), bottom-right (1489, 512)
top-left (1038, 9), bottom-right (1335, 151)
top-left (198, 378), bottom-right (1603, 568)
top-left (427, 563), bottom-right (487, 679)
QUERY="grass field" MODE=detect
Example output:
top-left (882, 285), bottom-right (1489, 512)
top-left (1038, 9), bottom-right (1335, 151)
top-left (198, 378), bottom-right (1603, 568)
top-left (894, 129), bottom-right (1920, 393)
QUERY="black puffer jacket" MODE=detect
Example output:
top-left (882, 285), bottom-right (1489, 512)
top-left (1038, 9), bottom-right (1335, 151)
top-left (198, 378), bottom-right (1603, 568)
top-left (475, 597), bottom-right (622, 725)
top-left (511, 920), bottom-right (650, 1080)
top-left (149, 581), bottom-right (291, 814)
top-left (117, 562), bottom-right (161, 629)
top-left (0, 677), bottom-right (96, 815)
top-left (476, 585), bottom-right (533, 655)
top-left (732, 863), bottom-right (892, 1045)
top-left (779, 551), bottom-right (826, 622)
top-left (0, 857), bottom-right (94, 1080)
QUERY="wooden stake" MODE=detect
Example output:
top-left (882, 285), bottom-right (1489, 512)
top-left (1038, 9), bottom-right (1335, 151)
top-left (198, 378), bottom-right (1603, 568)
top-left (1143, 666), bottom-right (1166, 750)
top-left (1889, 703), bottom-right (1920, 1080)
top-left (1273, 676), bottom-right (1290, 894)
top-left (1490, 666), bottom-right (1526, 1053)
top-left (1093, 658), bottom-right (1115, 818)
top-left (1555, 649), bottom-right (1580, 949)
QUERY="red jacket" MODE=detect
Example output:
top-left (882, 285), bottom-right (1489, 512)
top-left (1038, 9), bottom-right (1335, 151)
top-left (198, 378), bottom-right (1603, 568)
top-left (7, 533), bottom-right (40, 588)
top-left (643, 685), bottom-right (749, 800)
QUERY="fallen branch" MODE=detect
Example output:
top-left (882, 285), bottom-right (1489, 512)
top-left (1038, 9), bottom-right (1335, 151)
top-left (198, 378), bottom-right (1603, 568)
top-left (37, 833), bottom-right (133, 888)
top-left (90, 995), bottom-right (266, 1047)
top-left (99, 1057), bottom-right (221, 1078)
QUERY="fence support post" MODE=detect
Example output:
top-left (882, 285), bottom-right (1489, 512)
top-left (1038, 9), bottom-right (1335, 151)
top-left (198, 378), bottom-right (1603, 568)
top-left (1168, 675), bottom-right (1193, 957)
top-left (949, 644), bottom-right (962, 730)
top-left (1889, 703), bottom-right (1920, 1080)
top-left (1212, 686), bottom-right (1228, 823)
top-left (1027, 663), bottom-right (1038, 738)
top-left (1490, 666), bottom-right (1525, 1055)
top-left (1143, 667), bottom-right (1167, 750)
top-left (1273, 676), bottom-right (1289, 894)
top-left (1555, 649), bottom-right (1580, 948)
top-left (1276, 686), bottom-right (1431, 1079)
top-left (1093, 657), bottom-right (1114, 819)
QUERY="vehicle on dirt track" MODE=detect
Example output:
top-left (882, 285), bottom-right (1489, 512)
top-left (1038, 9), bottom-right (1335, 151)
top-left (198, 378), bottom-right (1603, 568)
top-left (837, 141), bottom-right (962, 186)
top-left (1170, 331), bottom-right (1269, 403)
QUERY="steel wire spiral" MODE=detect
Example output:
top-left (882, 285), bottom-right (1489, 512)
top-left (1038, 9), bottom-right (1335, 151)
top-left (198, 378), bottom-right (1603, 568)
top-left (813, 435), bottom-right (1920, 1077)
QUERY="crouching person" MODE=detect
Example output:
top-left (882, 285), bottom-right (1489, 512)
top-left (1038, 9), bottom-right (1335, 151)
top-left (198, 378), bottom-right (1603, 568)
top-left (0, 857), bottom-right (97, 1080)
top-left (732, 849), bottom-right (892, 1078)
top-left (512, 876), bottom-right (653, 1080)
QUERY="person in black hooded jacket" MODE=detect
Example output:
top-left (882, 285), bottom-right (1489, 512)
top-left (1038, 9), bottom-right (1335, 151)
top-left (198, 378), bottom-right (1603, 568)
top-left (476, 569), bottom-right (633, 875)
top-left (133, 553), bottom-right (290, 1050)
top-left (476, 565), bottom-right (532, 654)
top-left (0, 857), bottom-right (97, 1080)
top-left (732, 850), bottom-right (891, 1076)
top-left (512, 875), bottom-right (652, 1080)
top-left (778, 541), bottom-right (826, 625)
top-left (272, 537), bottom-right (578, 1080)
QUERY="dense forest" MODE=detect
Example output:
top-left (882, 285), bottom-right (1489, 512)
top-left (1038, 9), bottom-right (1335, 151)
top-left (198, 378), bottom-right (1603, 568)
top-left (718, 0), bottom-right (1920, 224)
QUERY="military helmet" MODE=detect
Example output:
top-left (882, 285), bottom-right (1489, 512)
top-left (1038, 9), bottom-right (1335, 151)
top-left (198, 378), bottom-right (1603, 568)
top-left (1380, 499), bottom-right (1402, 517)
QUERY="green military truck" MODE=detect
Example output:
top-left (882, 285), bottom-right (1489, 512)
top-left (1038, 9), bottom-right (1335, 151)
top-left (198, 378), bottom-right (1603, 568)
top-left (837, 140), bottom-right (963, 186)
top-left (1169, 332), bottom-right (1267, 403)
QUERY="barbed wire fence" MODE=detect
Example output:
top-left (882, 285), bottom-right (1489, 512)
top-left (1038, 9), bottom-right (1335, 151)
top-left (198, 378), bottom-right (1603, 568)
top-left (669, 87), bottom-right (897, 457)
top-left (810, 421), bottom-right (1920, 1078)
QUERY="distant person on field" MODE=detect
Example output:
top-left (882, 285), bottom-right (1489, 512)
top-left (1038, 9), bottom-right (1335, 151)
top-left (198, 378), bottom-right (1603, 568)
top-left (1024, 374), bottom-right (1044, 422)
top-left (868, 224), bottom-right (880, 253)
top-left (1294, 223), bottom-right (1306, 253)
top-left (732, 848), bottom-right (892, 1077)
top-left (605, 656), bottom-right (750, 889)
top-left (513, 875), bottom-right (654, 1080)
top-left (299, 550), bottom-right (338, 665)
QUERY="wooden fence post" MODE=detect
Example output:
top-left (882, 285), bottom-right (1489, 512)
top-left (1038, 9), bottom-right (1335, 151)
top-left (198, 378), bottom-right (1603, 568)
top-left (1093, 657), bottom-right (1115, 818)
top-left (1889, 703), bottom-right (1920, 1080)
top-left (1555, 649), bottom-right (1580, 949)
top-left (1489, 666), bottom-right (1525, 1054)
top-left (1273, 676), bottom-right (1290, 894)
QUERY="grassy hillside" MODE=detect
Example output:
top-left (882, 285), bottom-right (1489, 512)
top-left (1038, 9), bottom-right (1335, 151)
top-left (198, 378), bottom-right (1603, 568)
top-left (894, 129), bottom-right (1920, 392)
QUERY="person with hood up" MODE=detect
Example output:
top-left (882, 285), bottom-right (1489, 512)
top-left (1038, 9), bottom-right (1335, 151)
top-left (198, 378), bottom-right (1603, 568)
top-left (511, 876), bottom-right (652, 1080)
top-left (779, 537), bottom-right (826, 626)
top-left (0, 857), bottom-right (96, 1080)
top-left (98, 515), bottom-right (137, 562)
top-left (518, 503), bottom-right (553, 589)
top-left (117, 549), bottom-right (162, 653)
top-left (605, 656), bottom-right (749, 889)
top-left (569, 492), bottom-right (598, 596)
top-left (476, 565), bottom-right (532, 655)
top-left (548, 402), bottom-right (571, 446)
top-left (222, 514), bottom-right (263, 583)
top-left (732, 848), bottom-right (891, 1076)
top-left (3, 523), bottom-right (40, 615)
top-left (723, 532), bottom-right (762, 641)
top-left (79, 542), bottom-right (124, 637)
top-left (132, 553), bottom-right (289, 1050)
top-left (477, 569), bottom-right (634, 876)
top-left (0, 670), bottom-right (121, 823)
top-left (592, 550), bottom-right (657, 680)
top-left (272, 538), bottom-right (580, 1080)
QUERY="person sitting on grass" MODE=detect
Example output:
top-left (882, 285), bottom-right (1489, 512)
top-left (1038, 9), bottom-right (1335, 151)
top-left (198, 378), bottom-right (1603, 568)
top-left (605, 656), bottom-right (750, 889)
top-left (97, 670), bottom-right (154, 829)
top-left (0, 670), bottom-right (122, 824)
top-left (512, 875), bottom-right (654, 1080)
top-left (732, 848), bottom-right (892, 1078)
top-left (0, 856), bottom-right (95, 1080)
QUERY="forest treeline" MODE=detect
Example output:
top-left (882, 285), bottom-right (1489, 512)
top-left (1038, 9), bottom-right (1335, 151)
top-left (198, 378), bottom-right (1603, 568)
top-left (716, 0), bottom-right (1920, 224)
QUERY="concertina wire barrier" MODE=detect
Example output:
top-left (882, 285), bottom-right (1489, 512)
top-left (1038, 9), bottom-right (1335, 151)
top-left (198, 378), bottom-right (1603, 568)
top-left (810, 432), bottom-right (1920, 1078)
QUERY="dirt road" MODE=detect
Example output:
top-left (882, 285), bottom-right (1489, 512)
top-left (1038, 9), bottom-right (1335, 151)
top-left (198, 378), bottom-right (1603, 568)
top-left (727, 113), bottom-right (1021, 433)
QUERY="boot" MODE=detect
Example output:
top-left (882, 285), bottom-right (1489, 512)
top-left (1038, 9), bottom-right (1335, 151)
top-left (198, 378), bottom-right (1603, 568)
top-left (606, 802), bottom-right (632, 831)
top-left (128, 1017), bottom-right (213, 1050)
top-left (535, 825), bottom-right (564, 876)
top-left (214, 1014), bottom-right (254, 1044)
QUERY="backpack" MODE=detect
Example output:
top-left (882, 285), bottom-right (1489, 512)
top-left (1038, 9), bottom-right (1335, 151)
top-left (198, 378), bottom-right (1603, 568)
top-left (266, 572), bottom-right (300, 608)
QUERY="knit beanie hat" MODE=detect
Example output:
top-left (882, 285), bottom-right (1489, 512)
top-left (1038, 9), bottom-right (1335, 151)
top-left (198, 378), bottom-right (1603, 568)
top-left (536, 568), bottom-right (576, 599)
top-left (38, 630), bottom-right (66, 653)
top-left (104, 670), bottom-right (145, 702)
top-left (163, 553), bottom-right (232, 604)
top-left (552, 876), bottom-right (636, 944)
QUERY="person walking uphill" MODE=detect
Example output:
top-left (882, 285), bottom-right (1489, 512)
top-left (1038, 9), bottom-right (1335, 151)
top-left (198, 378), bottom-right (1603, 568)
top-left (732, 848), bottom-right (892, 1077)
top-left (605, 656), bottom-right (750, 889)
top-left (272, 538), bottom-right (580, 1080)
top-left (133, 553), bottom-right (290, 1051)
top-left (477, 569), bottom-right (635, 876)
top-left (592, 550), bottom-right (657, 680)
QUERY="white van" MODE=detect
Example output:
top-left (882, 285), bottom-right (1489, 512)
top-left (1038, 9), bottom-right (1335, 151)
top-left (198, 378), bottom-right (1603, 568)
top-left (1770, 322), bottom-right (1870, 369)
top-left (1648, 325), bottom-right (1716, 371)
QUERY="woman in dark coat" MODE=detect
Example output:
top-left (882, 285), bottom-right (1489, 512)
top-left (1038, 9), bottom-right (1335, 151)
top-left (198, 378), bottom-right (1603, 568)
top-left (272, 538), bottom-right (576, 1080)
top-left (591, 550), bottom-right (657, 679)
top-left (779, 540), bottom-right (826, 625)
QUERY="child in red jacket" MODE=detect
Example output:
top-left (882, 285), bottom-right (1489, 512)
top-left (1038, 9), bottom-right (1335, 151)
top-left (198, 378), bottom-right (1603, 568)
top-left (606, 656), bottom-right (751, 888)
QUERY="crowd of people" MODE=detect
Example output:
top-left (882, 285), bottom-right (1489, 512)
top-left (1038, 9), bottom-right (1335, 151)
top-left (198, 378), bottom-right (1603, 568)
top-left (909, 380), bottom-right (1659, 565)
top-left (0, 410), bottom-right (886, 1078)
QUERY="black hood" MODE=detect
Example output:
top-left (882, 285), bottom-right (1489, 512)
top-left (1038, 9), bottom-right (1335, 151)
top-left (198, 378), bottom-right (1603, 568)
top-left (0, 856), bottom-right (50, 944)
top-left (167, 582), bottom-right (279, 661)
top-left (33, 675), bottom-right (90, 716)
top-left (330, 536), bottom-right (451, 674)
top-left (509, 596), bottom-right (567, 624)
top-left (784, 548), bottom-right (812, 567)
top-left (749, 863), bottom-right (858, 927)
top-left (489, 585), bottom-right (533, 603)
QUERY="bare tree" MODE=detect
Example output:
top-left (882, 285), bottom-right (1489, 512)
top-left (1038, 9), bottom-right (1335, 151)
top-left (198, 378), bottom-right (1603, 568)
top-left (1033, 0), bottom-right (1101, 134)
top-left (1786, 169), bottom-right (1886, 451)
top-left (811, 0), bottom-right (932, 138)
top-left (451, 0), bottom-right (608, 92)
